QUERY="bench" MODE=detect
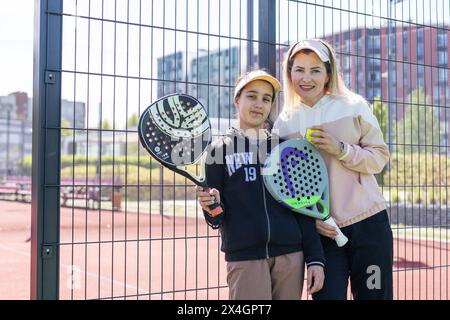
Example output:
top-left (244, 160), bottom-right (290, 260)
top-left (0, 178), bottom-right (32, 202)
top-left (0, 184), bottom-right (19, 200)
top-left (61, 186), bottom-right (115, 209)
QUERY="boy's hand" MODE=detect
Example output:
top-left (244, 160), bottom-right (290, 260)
top-left (195, 186), bottom-right (220, 213)
top-left (307, 265), bottom-right (325, 295)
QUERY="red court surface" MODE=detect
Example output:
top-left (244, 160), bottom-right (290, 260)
top-left (0, 200), bottom-right (448, 300)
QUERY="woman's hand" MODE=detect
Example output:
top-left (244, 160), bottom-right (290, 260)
top-left (195, 186), bottom-right (220, 213)
top-left (308, 125), bottom-right (341, 156)
top-left (315, 219), bottom-right (338, 239)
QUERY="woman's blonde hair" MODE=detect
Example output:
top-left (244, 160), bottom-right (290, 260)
top-left (282, 39), bottom-right (354, 109)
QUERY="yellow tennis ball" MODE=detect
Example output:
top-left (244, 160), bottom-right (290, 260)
top-left (305, 129), bottom-right (321, 144)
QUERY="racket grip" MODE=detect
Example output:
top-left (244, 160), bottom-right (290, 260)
top-left (202, 187), bottom-right (223, 217)
top-left (324, 217), bottom-right (348, 247)
top-left (207, 202), bottom-right (223, 217)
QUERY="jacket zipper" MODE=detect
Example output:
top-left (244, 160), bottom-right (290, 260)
top-left (257, 139), bottom-right (271, 259)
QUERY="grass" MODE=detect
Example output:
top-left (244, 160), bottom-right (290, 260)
top-left (60, 164), bottom-right (190, 185)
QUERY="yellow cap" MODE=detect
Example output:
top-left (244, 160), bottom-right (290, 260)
top-left (234, 70), bottom-right (281, 100)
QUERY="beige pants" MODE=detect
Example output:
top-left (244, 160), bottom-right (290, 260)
top-left (226, 251), bottom-right (305, 300)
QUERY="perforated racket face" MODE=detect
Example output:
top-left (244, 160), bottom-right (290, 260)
top-left (262, 139), bottom-right (329, 219)
top-left (138, 94), bottom-right (211, 186)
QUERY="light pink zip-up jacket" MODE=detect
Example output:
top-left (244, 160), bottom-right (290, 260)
top-left (273, 94), bottom-right (390, 228)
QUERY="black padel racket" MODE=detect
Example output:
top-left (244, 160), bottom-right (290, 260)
top-left (138, 93), bottom-right (223, 217)
top-left (262, 139), bottom-right (348, 247)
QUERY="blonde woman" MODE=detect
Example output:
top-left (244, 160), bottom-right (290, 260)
top-left (273, 39), bottom-right (393, 300)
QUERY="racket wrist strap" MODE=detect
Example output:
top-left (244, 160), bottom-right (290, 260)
top-left (207, 202), bottom-right (223, 217)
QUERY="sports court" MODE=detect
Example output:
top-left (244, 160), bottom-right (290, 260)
top-left (2, 200), bottom-right (448, 300)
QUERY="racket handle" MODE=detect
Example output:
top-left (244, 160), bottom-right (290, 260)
top-left (324, 217), bottom-right (348, 247)
top-left (202, 187), bottom-right (223, 217)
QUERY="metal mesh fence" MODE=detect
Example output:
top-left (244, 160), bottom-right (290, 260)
top-left (31, 0), bottom-right (449, 299)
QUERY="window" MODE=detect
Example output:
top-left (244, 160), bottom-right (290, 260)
top-left (343, 55), bottom-right (351, 70)
top-left (417, 65), bottom-right (425, 87)
top-left (437, 30), bottom-right (447, 48)
top-left (368, 36), bottom-right (381, 54)
top-left (344, 39), bottom-right (351, 54)
top-left (437, 50), bottom-right (447, 66)
top-left (417, 28), bottom-right (424, 63)
top-left (369, 72), bottom-right (381, 82)
top-left (438, 68), bottom-right (447, 84)
top-left (368, 56), bottom-right (381, 69)
top-left (367, 88), bottom-right (381, 100)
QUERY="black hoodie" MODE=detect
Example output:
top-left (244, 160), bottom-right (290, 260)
top-left (203, 128), bottom-right (325, 267)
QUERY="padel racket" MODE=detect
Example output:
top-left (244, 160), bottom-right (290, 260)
top-left (138, 93), bottom-right (223, 217)
top-left (261, 139), bottom-right (348, 247)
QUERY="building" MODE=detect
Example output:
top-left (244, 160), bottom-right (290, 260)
top-left (157, 47), bottom-right (240, 119)
top-left (61, 99), bottom-right (86, 129)
top-left (157, 51), bottom-right (190, 98)
top-left (325, 25), bottom-right (449, 149)
top-left (322, 25), bottom-right (449, 108)
top-left (190, 47), bottom-right (240, 118)
top-left (276, 24), bottom-right (449, 148)
top-left (0, 93), bottom-right (32, 177)
top-left (61, 130), bottom-right (129, 157)
top-left (0, 92), bottom-right (87, 177)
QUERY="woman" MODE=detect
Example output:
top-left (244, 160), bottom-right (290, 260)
top-left (197, 69), bottom-right (325, 300)
top-left (273, 39), bottom-right (393, 300)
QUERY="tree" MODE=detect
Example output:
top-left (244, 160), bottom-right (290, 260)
top-left (100, 119), bottom-right (112, 130)
top-left (371, 96), bottom-right (388, 143)
top-left (127, 113), bottom-right (139, 129)
top-left (371, 96), bottom-right (389, 185)
top-left (61, 118), bottom-right (73, 137)
top-left (394, 88), bottom-right (441, 153)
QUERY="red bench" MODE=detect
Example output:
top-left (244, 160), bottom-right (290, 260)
top-left (61, 186), bottom-right (116, 209)
top-left (0, 176), bottom-right (122, 208)
top-left (0, 184), bottom-right (19, 197)
top-left (0, 182), bottom-right (31, 202)
top-left (0, 177), bottom-right (32, 202)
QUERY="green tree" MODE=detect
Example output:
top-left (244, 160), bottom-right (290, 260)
top-left (61, 118), bottom-right (73, 137)
top-left (371, 96), bottom-right (388, 142)
top-left (394, 88), bottom-right (441, 153)
top-left (126, 113), bottom-right (140, 155)
top-left (127, 113), bottom-right (139, 129)
top-left (100, 119), bottom-right (112, 130)
top-left (371, 96), bottom-right (389, 185)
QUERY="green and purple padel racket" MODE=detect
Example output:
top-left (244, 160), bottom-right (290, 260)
top-left (262, 139), bottom-right (348, 247)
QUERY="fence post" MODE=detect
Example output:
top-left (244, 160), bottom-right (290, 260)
top-left (258, 0), bottom-right (277, 76)
top-left (31, 0), bottom-right (63, 300)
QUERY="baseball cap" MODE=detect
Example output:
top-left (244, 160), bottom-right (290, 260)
top-left (233, 70), bottom-right (281, 101)
top-left (289, 39), bottom-right (330, 62)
